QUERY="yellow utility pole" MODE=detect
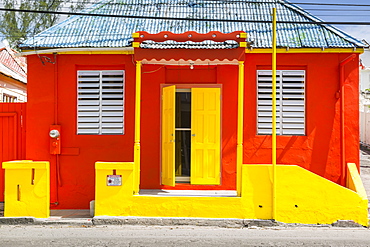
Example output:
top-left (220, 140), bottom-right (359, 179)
top-left (134, 60), bottom-right (142, 195)
top-left (237, 60), bottom-right (244, 196)
top-left (272, 7), bottom-right (277, 221)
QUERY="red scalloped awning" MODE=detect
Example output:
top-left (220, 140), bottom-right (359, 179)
top-left (133, 31), bottom-right (246, 62)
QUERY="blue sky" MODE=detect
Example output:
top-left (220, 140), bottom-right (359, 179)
top-left (291, 0), bottom-right (370, 42)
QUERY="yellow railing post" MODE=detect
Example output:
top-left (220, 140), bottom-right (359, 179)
top-left (134, 60), bottom-right (142, 195)
top-left (272, 7), bottom-right (277, 220)
top-left (237, 61), bottom-right (244, 197)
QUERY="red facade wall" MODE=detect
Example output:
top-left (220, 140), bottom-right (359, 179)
top-left (25, 52), bottom-right (359, 209)
top-left (26, 55), bottom-right (136, 208)
top-left (244, 53), bottom-right (359, 184)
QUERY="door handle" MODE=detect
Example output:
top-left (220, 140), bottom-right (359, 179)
top-left (192, 134), bottom-right (196, 137)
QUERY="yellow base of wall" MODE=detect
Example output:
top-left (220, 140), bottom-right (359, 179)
top-left (2, 161), bottom-right (50, 218)
top-left (95, 163), bottom-right (368, 226)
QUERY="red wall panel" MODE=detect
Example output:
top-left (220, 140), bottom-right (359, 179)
top-left (243, 53), bottom-right (359, 184)
top-left (26, 54), bottom-right (135, 209)
top-left (0, 103), bottom-right (26, 201)
top-left (25, 52), bottom-right (359, 209)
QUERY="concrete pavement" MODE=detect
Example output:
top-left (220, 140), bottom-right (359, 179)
top-left (1, 225), bottom-right (370, 247)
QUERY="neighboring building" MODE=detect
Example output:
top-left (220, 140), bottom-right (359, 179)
top-left (0, 46), bottom-right (27, 102)
top-left (360, 50), bottom-right (370, 147)
top-left (14, 0), bottom-right (368, 225)
top-left (360, 49), bottom-right (370, 92)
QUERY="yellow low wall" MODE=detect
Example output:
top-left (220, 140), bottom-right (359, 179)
top-left (244, 165), bottom-right (368, 226)
top-left (95, 163), bottom-right (368, 226)
top-left (2, 160), bottom-right (50, 218)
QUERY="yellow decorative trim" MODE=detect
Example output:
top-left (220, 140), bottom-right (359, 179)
top-left (239, 42), bottom-right (247, 48)
top-left (240, 33), bottom-right (248, 39)
top-left (132, 42), bottom-right (140, 48)
top-left (246, 48), bottom-right (364, 54)
top-left (132, 32), bottom-right (140, 38)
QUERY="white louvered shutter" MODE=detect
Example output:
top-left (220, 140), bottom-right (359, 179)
top-left (257, 70), bottom-right (305, 135)
top-left (77, 70), bottom-right (124, 135)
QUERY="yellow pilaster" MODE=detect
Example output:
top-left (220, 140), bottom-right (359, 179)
top-left (237, 61), bottom-right (244, 197)
top-left (134, 61), bottom-right (142, 195)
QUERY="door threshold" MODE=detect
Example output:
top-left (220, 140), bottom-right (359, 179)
top-left (137, 189), bottom-right (237, 197)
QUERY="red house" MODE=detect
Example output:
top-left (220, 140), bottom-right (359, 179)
top-left (15, 0), bottom-right (367, 223)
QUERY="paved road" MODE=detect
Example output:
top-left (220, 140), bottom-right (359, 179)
top-left (0, 225), bottom-right (370, 247)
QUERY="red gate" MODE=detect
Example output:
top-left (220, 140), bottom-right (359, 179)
top-left (0, 103), bottom-right (26, 202)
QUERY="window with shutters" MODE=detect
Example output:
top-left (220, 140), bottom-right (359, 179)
top-left (77, 70), bottom-right (124, 135)
top-left (257, 70), bottom-right (305, 135)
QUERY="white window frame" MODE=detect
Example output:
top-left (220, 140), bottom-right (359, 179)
top-left (77, 70), bottom-right (125, 135)
top-left (257, 70), bottom-right (306, 135)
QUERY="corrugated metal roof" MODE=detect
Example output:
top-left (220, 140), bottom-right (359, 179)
top-left (0, 48), bottom-right (27, 83)
top-left (20, 0), bottom-right (365, 49)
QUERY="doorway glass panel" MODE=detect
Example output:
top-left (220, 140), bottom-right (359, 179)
top-left (175, 92), bottom-right (191, 182)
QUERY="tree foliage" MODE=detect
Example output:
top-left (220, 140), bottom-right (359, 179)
top-left (0, 0), bottom-right (89, 49)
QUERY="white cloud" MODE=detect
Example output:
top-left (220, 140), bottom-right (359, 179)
top-left (339, 26), bottom-right (370, 67)
top-left (340, 26), bottom-right (370, 44)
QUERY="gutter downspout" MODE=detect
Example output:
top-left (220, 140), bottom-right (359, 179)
top-left (54, 53), bottom-right (60, 205)
top-left (340, 54), bottom-right (356, 186)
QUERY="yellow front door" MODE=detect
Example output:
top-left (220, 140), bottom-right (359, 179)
top-left (161, 86), bottom-right (221, 186)
top-left (161, 85), bottom-right (176, 186)
top-left (190, 88), bottom-right (221, 185)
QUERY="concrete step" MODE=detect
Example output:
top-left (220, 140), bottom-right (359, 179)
top-left (138, 189), bottom-right (237, 197)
